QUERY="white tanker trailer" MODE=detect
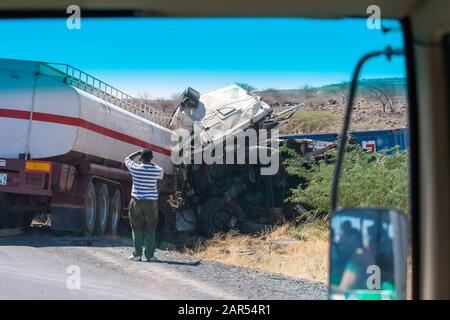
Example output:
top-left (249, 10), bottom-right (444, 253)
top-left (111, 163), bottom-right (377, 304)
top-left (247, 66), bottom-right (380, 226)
top-left (0, 58), bottom-right (175, 235)
top-left (0, 58), bottom-right (288, 239)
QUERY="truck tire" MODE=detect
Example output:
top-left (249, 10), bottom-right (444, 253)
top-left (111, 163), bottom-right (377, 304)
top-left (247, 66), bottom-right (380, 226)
top-left (108, 189), bottom-right (122, 236)
top-left (95, 183), bottom-right (109, 235)
top-left (83, 181), bottom-right (97, 235)
top-left (198, 197), bottom-right (243, 237)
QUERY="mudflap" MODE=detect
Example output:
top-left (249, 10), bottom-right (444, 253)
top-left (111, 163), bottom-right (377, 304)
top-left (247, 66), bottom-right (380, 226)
top-left (50, 205), bottom-right (83, 232)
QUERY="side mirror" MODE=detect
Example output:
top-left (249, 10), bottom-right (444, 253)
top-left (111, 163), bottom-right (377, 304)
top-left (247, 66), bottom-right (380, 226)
top-left (328, 208), bottom-right (408, 300)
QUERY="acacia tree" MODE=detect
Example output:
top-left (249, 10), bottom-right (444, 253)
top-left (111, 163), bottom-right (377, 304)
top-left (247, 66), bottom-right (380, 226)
top-left (235, 82), bottom-right (256, 92)
top-left (302, 84), bottom-right (316, 99)
top-left (369, 85), bottom-right (398, 113)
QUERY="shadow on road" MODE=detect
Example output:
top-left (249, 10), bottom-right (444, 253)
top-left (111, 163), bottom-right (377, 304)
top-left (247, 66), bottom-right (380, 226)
top-left (152, 259), bottom-right (201, 267)
top-left (0, 224), bottom-right (132, 249)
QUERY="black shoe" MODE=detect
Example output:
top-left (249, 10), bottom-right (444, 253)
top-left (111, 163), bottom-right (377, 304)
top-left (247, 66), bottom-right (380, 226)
top-left (129, 255), bottom-right (142, 262)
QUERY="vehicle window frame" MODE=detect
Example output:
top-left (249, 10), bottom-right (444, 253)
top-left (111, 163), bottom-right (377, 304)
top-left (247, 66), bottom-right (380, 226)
top-left (400, 18), bottom-right (420, 300)
top-left (0, 12), bottom-right (420, 299)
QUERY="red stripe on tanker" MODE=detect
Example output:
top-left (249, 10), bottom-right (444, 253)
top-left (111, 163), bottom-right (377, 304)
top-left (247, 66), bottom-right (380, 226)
top-left (0, 108), bottom-right (172, 157)
top-left (31, 111), bottom-right (172, 156)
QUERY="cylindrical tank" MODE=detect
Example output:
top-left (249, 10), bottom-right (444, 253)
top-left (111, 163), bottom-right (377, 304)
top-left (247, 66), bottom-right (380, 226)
top-left (0, 58), bottom-right (174, 174)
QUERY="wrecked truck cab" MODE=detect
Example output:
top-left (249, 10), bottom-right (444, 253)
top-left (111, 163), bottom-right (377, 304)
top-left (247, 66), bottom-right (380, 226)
top-left (169, 84), bottom-right (273, 147)
top-left (161, 84), bottom-right (301, 239)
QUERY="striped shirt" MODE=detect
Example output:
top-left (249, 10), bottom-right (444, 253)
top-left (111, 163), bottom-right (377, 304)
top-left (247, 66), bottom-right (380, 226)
top-left (125, 156), bottom-right (164, 200)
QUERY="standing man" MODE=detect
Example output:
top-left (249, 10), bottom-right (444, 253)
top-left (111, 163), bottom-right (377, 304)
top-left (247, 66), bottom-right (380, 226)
top-left (125, 149), bottom-right (163, 262)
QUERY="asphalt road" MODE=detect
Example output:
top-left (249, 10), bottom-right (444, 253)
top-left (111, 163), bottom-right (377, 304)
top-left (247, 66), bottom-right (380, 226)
top-left (0, 226), bottom-right (327, 300)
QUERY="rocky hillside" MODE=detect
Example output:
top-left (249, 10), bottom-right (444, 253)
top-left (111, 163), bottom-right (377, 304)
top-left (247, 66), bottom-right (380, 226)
top-left (258, 77), bottom-right (408, 134)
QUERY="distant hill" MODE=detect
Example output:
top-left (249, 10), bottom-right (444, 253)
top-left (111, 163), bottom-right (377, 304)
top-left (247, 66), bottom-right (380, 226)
top-left (319, 77), bottom-right (406, 94)
top-left (256, 77), bottom-right (407, 95)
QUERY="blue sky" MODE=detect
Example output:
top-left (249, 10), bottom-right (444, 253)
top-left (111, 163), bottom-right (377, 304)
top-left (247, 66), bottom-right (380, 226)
top-left (0, 18), bottom-right (405, 98)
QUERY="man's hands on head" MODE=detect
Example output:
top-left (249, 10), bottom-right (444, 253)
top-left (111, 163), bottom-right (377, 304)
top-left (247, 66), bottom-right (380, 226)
top-left (129, 150), bottom-right (143, 159)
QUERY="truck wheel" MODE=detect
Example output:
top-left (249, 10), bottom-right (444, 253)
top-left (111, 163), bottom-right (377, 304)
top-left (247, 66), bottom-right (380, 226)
top-left (95, 183), bottom-right (109, 235)
top-left (83, 181), bottom-right (97, 235)
top-left (109, 189), bottom-right (122, 236)
top-left (198, 197), bottom-right (243, 237)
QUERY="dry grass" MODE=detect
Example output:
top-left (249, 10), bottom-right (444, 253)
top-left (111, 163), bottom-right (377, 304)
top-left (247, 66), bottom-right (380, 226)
top-left (279, 111), bottom-right (339, 135)
top-left (186, 221), bottom-right (329, 283)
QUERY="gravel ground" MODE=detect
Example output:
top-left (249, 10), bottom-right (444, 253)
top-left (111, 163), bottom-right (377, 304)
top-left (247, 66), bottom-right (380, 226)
top-left (0, 226), bottom-right (327, 300)
top-left (157, 250), bottom-right (328, 300)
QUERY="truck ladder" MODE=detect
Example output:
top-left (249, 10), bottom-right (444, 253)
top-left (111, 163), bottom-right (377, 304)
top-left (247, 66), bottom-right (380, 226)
top-left (41, 62), bottom-right (172, 127)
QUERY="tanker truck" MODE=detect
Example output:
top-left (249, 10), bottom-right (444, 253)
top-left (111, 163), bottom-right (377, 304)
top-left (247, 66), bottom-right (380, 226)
top-left (0, 58), bottom-right (175, 235)
top-left (0, 58), bottom-right (288, 238)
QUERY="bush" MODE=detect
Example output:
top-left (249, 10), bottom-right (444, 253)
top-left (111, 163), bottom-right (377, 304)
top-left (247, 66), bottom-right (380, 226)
top-left (284, 144), bottom-right (409, 219)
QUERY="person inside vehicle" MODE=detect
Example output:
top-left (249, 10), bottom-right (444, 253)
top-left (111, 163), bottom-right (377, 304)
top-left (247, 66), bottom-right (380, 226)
top-left (338, 224), bottom-right (395, 292)
top-left (338, 221), bottom-right (362, 262)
